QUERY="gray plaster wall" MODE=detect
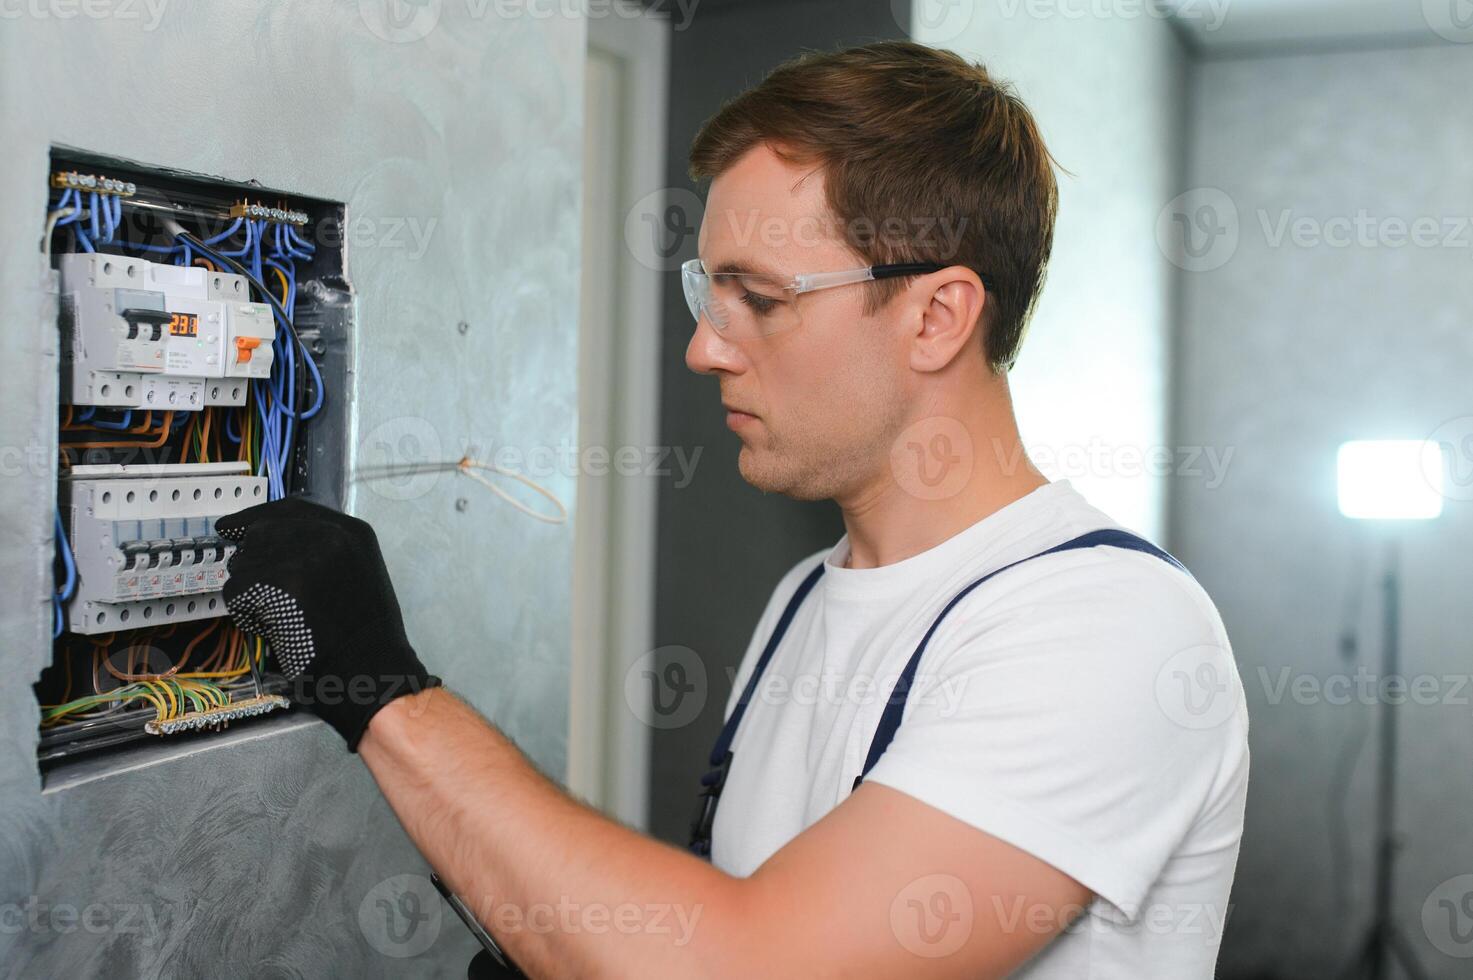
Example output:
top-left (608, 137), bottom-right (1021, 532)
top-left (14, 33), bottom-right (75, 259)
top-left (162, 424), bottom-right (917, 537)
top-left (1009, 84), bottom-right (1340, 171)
top-left (0, 3), bottom-right (583, 977)
top-left (1172, 42), bottom-right (1473, 978)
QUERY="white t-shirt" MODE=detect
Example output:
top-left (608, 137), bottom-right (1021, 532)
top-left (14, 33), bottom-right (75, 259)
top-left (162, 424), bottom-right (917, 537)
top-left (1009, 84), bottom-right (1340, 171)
top-left (711, 480), bottom-right (1249, 978)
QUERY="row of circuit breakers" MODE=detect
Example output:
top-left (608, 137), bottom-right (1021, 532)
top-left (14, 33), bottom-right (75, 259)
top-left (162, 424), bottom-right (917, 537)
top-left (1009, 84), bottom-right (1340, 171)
top-left (60, 250), bottom-right (276, 635)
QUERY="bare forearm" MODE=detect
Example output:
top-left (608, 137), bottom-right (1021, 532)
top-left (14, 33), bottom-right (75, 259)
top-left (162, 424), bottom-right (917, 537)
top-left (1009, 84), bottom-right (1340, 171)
top-left (357, 687), bottom-right (750, 978)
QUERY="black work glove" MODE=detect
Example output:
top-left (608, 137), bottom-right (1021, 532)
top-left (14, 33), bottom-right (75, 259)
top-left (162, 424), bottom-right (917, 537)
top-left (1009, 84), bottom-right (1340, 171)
top-left (216, 496), bottom-right (439, 750)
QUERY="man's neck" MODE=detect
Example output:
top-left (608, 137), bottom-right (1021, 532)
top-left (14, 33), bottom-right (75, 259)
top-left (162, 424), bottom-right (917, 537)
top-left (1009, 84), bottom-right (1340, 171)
top-left (834, 387), bottom-right (1047, 570)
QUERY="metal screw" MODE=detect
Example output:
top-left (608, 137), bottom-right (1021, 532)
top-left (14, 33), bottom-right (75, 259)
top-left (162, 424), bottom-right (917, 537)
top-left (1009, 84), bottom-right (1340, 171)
top-left (455, 497), bottom-right (469, 513)
top-left (457, 321), bottom-right (470, 336)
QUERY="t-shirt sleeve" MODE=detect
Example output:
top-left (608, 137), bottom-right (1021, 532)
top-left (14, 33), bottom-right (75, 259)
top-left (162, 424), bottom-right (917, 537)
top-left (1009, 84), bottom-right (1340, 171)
top-left (862, 549), bottom-right (1248, 922)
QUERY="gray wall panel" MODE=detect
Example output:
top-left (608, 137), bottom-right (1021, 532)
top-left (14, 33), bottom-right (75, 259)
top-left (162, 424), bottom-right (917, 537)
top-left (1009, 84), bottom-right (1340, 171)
top-left (1175, 43), bottom-right (1473, 978)
top-left (0, 4), bottom-right (583, 976)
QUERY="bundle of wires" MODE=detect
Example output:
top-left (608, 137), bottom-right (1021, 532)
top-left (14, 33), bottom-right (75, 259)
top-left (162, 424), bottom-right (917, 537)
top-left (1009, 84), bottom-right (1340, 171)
top-left (47, 191), bottom-right (326, 501)
top-left (40, 625), bottom-right (265, 729)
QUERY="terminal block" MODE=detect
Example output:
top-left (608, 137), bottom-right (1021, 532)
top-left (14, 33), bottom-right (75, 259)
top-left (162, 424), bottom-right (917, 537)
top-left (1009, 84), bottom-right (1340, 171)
top-left (58, 253), bottom-right (276, 410)
top-left (59, 462), bottom-right (266, 635)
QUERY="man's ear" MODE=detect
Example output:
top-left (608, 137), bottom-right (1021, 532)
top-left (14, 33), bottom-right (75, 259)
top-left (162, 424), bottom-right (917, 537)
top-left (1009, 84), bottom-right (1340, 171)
top-left (910, 268), bottom-right (986, 373)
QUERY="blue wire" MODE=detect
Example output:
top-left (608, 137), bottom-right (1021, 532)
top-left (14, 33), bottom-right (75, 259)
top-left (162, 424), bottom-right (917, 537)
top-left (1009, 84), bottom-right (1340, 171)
top-left (286, 225), bottom-right (316, 255)
top-left (53, 511), bottom-right (77, 638)
top-left (214, 219), bottom-right (254, 257)
top-left (88, 192), bottom-right (101, 241)
top-left (53, 189), bottom-right (82, 227)
top-left (206, 218), bottom-right (243, 245)
top-left (74, 225), bottom-right (95, 253)
top-left (76, 406), bottom-right (95, 422)
top-left (55, 512), bottom-right (77, 601)
top-left (90, 410), bottom-right (134, 431)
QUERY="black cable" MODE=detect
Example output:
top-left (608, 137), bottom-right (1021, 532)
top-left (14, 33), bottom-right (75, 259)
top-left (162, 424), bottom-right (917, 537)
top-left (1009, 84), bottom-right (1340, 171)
top-left (173, 231), bottom-right (316, 423)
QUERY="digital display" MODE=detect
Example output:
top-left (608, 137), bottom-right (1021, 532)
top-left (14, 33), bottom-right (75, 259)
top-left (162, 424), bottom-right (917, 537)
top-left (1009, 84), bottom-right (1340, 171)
top-left (168, 312), bottom-right (198, 338)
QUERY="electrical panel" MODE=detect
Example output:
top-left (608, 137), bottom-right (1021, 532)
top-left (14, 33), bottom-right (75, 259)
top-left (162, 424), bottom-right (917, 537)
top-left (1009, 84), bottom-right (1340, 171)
top-left (36, 149), bottom-right (351, 767)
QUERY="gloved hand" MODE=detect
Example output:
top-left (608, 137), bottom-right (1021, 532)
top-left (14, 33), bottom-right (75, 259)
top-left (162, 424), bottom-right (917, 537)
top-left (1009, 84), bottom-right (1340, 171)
top-left (216, 496), bottom-right (439, 750)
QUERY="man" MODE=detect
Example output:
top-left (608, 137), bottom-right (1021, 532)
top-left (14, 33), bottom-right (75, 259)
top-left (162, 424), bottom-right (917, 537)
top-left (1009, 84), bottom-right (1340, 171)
top-left (221, 41), bottom-right (1249, 978)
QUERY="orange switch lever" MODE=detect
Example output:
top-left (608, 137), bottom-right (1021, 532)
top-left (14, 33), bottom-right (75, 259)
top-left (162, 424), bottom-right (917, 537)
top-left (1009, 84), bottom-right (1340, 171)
top-left (235, 336), bottom-right (262, 363)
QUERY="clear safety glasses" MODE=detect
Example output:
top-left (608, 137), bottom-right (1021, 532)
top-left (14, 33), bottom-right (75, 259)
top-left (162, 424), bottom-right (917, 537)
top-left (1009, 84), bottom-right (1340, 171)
top-left (681, 258), bottom-right (946, 339)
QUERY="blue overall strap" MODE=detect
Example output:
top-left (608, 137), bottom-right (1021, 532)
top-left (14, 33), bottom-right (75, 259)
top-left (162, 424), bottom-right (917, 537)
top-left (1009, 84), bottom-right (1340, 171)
top-left (709, 561), bottom-right (826, 767)
top-left (855, 528), bottom-right (1188, 785)
top-left (690, 560), bottom-right (826, 856)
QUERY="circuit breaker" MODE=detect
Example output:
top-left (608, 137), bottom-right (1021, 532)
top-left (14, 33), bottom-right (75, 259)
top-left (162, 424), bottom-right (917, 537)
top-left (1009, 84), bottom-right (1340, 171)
top-left (58, 252), bottom-right (275, 409)
top-left (59, 462), bottom-right (266, 634)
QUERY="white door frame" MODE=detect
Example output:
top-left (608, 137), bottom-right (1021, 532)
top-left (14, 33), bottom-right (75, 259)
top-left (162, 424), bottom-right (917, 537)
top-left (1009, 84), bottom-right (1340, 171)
top-left (570, 4), bottom-right (669, 830)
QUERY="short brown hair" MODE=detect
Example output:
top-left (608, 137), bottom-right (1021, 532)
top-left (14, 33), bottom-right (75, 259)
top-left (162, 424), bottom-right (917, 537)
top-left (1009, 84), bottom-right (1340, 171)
top-left (689, 41), bottom-right (1061, 372)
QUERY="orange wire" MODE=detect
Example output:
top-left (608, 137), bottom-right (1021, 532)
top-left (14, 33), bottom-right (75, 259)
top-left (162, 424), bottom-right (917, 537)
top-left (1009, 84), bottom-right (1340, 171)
top-left (62, 411), bottom-right (174, 452)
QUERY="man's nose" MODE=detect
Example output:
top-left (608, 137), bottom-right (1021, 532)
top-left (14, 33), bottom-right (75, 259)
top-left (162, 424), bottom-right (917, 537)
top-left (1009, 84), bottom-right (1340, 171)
top-left (685, 313), bottom-right (746, 376)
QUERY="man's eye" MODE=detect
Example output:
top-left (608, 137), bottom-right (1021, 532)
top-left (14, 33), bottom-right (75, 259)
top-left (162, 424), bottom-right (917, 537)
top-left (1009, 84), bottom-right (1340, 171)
top-left (740, 290), bottom-right (780, 315)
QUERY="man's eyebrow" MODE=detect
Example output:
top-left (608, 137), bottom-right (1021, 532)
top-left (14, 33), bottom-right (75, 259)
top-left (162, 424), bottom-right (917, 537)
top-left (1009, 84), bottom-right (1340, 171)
top-left (709, 258), bottom-right (783, 278)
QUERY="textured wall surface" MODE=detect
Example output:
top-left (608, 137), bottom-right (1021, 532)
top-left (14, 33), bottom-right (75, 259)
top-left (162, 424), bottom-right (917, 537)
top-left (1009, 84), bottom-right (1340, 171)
top-left (0, 3), bottom-right (583, 977)
top-left (914, 0), bottom-right (1189, 540)
top-left (1174, 43), bottom-right (1473, 978)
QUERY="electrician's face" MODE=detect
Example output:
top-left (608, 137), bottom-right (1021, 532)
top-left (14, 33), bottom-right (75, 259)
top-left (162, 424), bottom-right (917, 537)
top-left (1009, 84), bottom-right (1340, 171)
top-left (684, 144), bottom-right (910, 501)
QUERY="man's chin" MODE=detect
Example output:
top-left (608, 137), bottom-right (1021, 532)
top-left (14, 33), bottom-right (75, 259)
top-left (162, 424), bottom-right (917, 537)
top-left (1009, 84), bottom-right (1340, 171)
top-left (737, 446), bottom-right (830, 501)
